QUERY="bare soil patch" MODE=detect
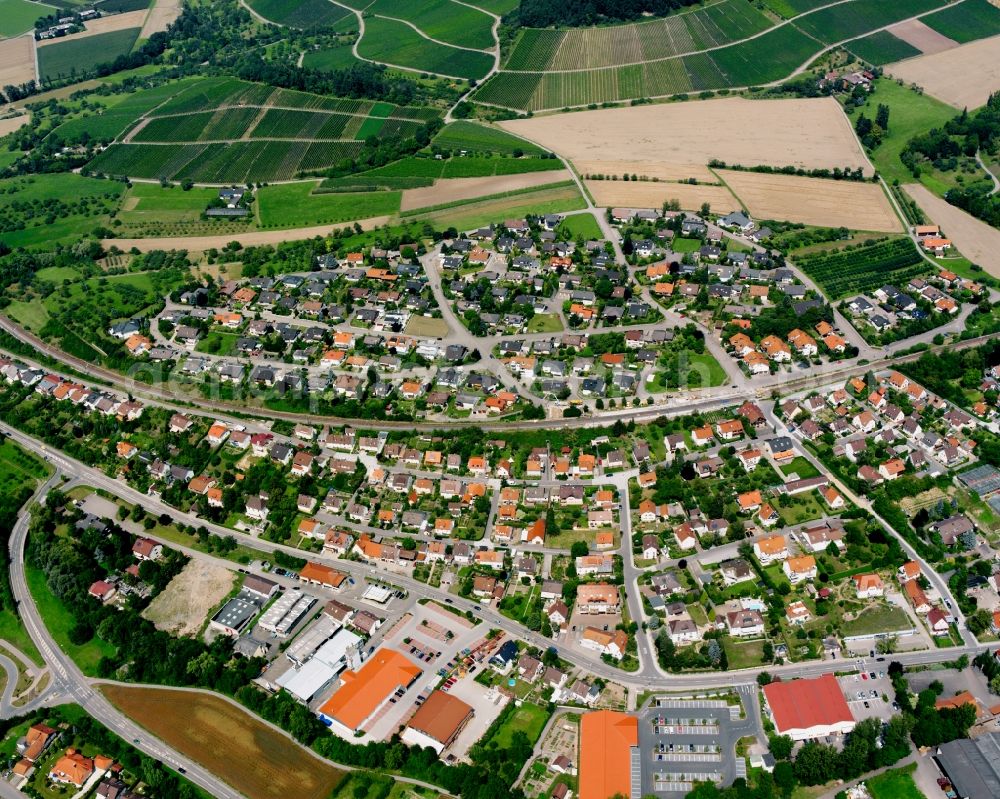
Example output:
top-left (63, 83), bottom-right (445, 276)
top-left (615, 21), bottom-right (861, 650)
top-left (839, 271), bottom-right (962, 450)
top-left (0, 112), bottom-right (29, 137)
top-left (501, 97), bottom-right (874, 176)
top-left (585, 179), bottom-right (738, 213)
top-left (103, 214), bottom-right (392, 252)
top-left (140, 0), bottom-right (183, 38)
top-left (141, 559), bottom-right (235, 636)
top-left (904, 183), bottom-right (1000, 278)
top-left (720, 170), bottom-right (902, 232)
top-left (400, 170), bottom-right (571, 211)
top-left (0, 35), bottom-right (35, 86)
top-left (888, 35), bottom-right (1000, 109)
top-left (574, 160), bottom-right (717, 183)
top-left (100, 684), bottom-right (346, 799)
top-left (37, 10), bottom-right (148, 46)
top-left (886, 19), bottom-right (957, 55)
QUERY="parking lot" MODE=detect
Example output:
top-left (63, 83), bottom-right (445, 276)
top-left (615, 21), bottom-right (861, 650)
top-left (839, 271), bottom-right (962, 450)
top-left (838, 668), bottom-right (894, 724)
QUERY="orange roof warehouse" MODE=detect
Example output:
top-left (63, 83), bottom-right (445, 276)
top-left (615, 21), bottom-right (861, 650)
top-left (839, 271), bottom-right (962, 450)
top-left (402, 691), bottom-right (474, 753)
top-left (762, 674), bottom-right (855, 740)
top-left (579, 710), bottom-right (638, 799)
top-left (318, 648), bottom-right (422, 735)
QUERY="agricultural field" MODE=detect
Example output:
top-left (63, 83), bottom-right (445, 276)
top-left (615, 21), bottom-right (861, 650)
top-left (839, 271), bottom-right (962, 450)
top-left (792, 0), bottom-right (942, 45)
top-left (883, 20), bottom-right (957, 55)
top-left (586, 180), bottom-right (738, 213)
top-left (256, 181), bottom-right (401, 227)
top-left (302, 42), bottom-right (358, 72)
top-left (761, 0), bottom-right (831, 16)
top-left (921, 0), bottom-right (1000, 43)
top-left (886, 34), bottom-right (1000, 109)
top-left (904, 184), bottom-right (1000, 280)
top-left (845, 31), bottom-right (922, 66)
top-left (246, 0), bottom-right (355, 28)
top-left (38, 27), bottom-right (140, 82)
top-left (357, 16), bottom-right (494, 80)
top-left (368, 0), bottom-right (495, 50)
top-left (100, 685), bottom-right (346, 799)
top-left (0, 173), bottom-right (125, 249)
top-left (0, 0), bottom-right (55, 38)
top-left (794, 238), bottom-right (926, 299)
top-left (719, 170), bottom-right (902, 232)
top-left (82, 77), bottom-right (439, 181)
top-left (410, 181), bottom-right (586, 230)
top-left (433, 121), bottom-right (545, 155)
top-left (467, 0), bottom-right (517, 13)
top-left (0, 34), bottom-right (36, 88)
top-left (117, 183), bottom-right (228, 227)
top-left (500, 98), bottom-right (872, 176)
top-left (360, 154), bottom-right (563, 180)
top-left (399, 170), bottom-right (572, 211)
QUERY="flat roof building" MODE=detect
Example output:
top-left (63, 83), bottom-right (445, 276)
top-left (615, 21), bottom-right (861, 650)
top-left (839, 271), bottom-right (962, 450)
top-left (401, 691), bottom-right (474, 753)
top-left (209, 593), bottom-right (259, 637)
top-left (936, 731), bottom-right (1000, 799)
top-left (762, 674), bottom-right (854, 740)
top-left (579, 710), bottom-right (638, 799)
top-left (318, 648), bottom-right (421, 734)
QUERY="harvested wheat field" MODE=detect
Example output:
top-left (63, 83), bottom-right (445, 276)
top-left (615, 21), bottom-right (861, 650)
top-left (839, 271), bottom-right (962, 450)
top-left (574, 160), bottom-right (717, 183)
top-left (0, 35), bottom-right (35, 87)
top-left (400, 169), bottom-right (571, 211)
top-left (141, 559), bottom-right (235, 636)
top-left (886, 19), bottom-right (956, 55)
top-left (140, 0), bottom-right (183, 37)
top-left (585, 180), bottom-right (738, 213)
top-left (37, 10), bottom-right (148, 46)
top-left (501, 97), bottom-right (874, 175)
top-left (904, 184), bottom-right (1000, 278)
top-left (100, 684), bottom-right (346, 799)
top-left (888, 34), bottom-right (1000, 108)
top-left (720, 170), bottom-right (902, 232)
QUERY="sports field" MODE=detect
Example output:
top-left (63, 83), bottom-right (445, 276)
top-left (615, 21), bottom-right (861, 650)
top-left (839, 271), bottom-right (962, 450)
top-left (500, 98), bottom-right (873, 176)
top-left (100, 684), bottom-right (346, 799)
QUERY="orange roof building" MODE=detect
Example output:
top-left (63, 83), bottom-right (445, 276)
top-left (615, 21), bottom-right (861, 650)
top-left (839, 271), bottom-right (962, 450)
top-left (299, 561), bottom-right (347, 588)
top-left (762, 674), bottom-right (855, 740)
top-left (402, 691), bottom-right (474, 753)
top-left (319, 648), bottom-right (421, 732)
top-left (49, 750), bottom-right (94, 787)
top-left (579, 711), bottom-right (638, 799)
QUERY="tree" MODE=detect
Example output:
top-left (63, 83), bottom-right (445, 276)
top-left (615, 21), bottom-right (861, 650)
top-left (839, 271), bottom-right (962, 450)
top-left (757, 671), bottom-right (773, 686)
top-left (768, 734), bottom-right (793, 761)
top-left (876, 103), bottom-right (890, 132)
top-left (570, 540), bottom-right (588, 558)
top-left (773, 760), bottom-right (796, 796)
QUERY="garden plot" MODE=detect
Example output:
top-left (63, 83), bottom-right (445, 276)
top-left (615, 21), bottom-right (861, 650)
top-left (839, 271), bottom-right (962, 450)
top-left (399, 169), bottom-right (571, 211)
top-left (720, 170), bottom-right (902, 232)
top-left (887, 34), bottom-right (1000, 108)
top-left (500, 97), bottom-right (874, 176)
top-left (141, 559), bottom-right (236, 636)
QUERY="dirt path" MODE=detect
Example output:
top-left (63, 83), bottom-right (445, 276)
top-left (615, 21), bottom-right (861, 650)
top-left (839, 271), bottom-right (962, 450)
top-left (904, 183), bottom-right (1000, 278)
top-left (102, 214), bottom-right (392, 252)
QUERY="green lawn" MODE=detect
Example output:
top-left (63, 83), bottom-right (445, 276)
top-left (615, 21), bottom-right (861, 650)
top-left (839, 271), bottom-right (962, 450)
top-left (557, 213), bottom-right (603, 240)
top-left (722, 637), bottom-right (767, 670)
top-left (775, 493), bottom-right (825, 526)
top-left (867, 764), bottom-right (920, 799)
top-left (672, 237), bottom-right (702, 253)
top-left (486, 702), bottom-right (550, 748)
top-left (0, 611), bottom-right (42, 667)
top-left (256, 181), bottom-right (401, 227)
top-left (840, 603), bottom-right (912, 637)
top-left (526, 313), bottom-right (563, 333)
top-left (779, 457), bottom-right (820, 479)
top-left (0, 0), bottom-right (56, 36)
top-left (195, 331), bottom-right (239, 356)
top-left (862, 79), bottom-right (956, 186)
top-left (25, 564), bottom-right (116, 676)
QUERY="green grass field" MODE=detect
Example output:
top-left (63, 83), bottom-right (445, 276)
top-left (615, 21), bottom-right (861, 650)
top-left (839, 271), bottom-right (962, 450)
top-left (526, 313), bottom-right (563, 333)
top-left (840, 604), bottom-right (912, 637)
top-left (921, 0), bottom-right (1000, 43)
top-left (0, 0), bottom-right (56, 37)
top-left (413, 183), bottom-right (586, 230)
top-left (863, 79), bottom-right (956, 185)
top-left (38, 28), bottom-right (141, 82)
top-left (118, 184), bottom-right (221, 225)
top-left (246, 0), bottom-right (356, 28)
top-left (0, 173), bottom-right (125, 250)
top-left (0, 439), bottom-right (51, 487)
top-left (557, 213), bottom-right (602, 240)
top-left (25, 564), bottom-right (116, 676)
top-left (434, 121), bottom-right (545, 155)
top-left (485, 703), bottom-right (549, 748)
top-left (358, 16), bottom-right (494, 80)
top-left (369, 0), bottom-right (495, 50)
top-left (302, 43), bottom-right (359, 72)
top-left (257, 181), bottom-right (401, 227)
top-left (866, 764), bottom-right (920, 799)
top-left (846, 30), bottom-right (921, 66)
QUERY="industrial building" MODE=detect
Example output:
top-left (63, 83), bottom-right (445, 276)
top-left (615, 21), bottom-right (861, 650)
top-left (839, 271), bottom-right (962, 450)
top-left (401, 691), bottom-right (474, 753)
top-left (761, 674), bottom-right (855, 740)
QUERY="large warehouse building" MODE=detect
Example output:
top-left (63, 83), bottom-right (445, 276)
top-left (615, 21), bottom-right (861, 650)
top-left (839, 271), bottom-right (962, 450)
top-left (579, 710), bottom-right (639, 799)
top-left (762, 674), bottom-right (855, 740)
top-left (318, 647), bottom-right (421, 735)
top-left (402, 691), bottom-right (474, 753)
